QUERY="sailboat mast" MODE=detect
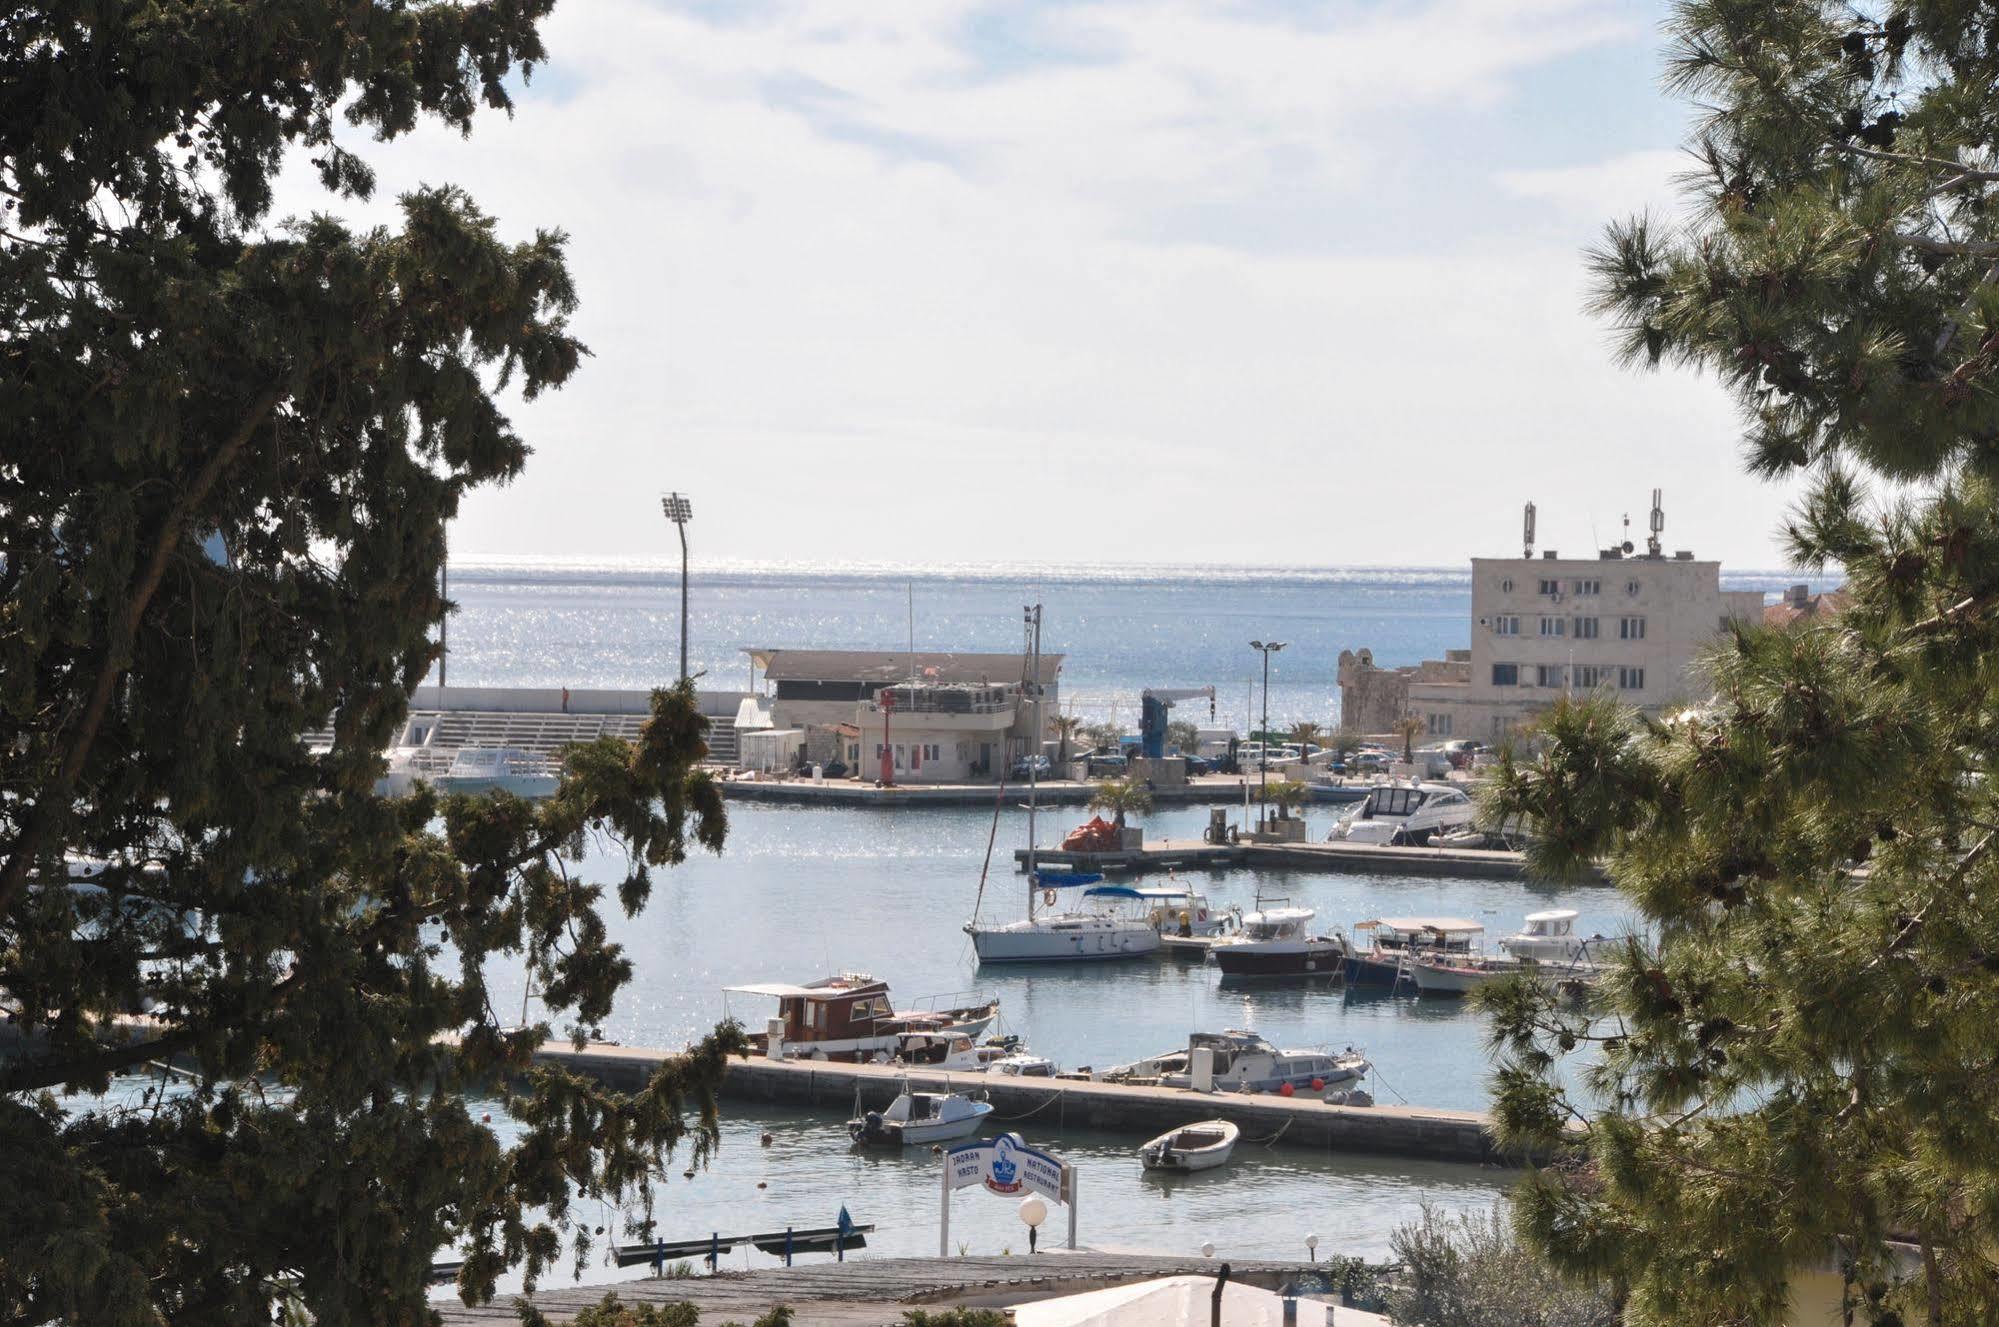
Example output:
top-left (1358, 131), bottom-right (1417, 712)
top-left (1025, 602), bottom-right (1042, 917)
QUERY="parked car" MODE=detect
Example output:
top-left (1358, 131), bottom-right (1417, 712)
top-left (1349, 750), bottom-right (1389, 774)
top-left (1009, 754), bottom-right (1053, 781)
top-left (1177, 752), bottom-right (1214, 775)
top-left (1086, 750), bottom-right (1128, 776)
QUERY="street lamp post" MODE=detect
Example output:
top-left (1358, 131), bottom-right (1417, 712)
top-left (660, 493), bottom-right (693, 682)
top-left (1249, 640), bottom-right (1286, 828)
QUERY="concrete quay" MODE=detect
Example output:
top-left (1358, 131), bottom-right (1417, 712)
top-left (530, 1044), bottom-right (1529, 1168)
top-left (716, 774), bottom-right (1294, 808)
top-left (1014, 836), bottom-right (1611, 884)
top-left (435, 1252), bottom-right (1350, 1326)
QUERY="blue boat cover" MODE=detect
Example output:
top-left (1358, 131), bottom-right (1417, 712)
top-left (1032, 871), bottom-right (1105, 888)
top-left (1082, 886), bottom-right (1144, 900)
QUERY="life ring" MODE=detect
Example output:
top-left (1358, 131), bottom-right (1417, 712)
top-left (1043, 888), bottom-right (1057, 907)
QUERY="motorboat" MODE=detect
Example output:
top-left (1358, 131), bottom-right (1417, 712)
top-left (887, 1031), bottom-right (1010, 1071)
top-left (1344, 917), bottom-right (1485, 988)
top-left (1139, 1119), bottom-right (1240, 1172)
top-left (432, 746), bottom-right (560, 799)
top-left (966, 872), bottom-right (1162, 963)
top-left (1209, 903), bottom-right (1344, 979)
top-left (1327, 781), bottom-right (1478, 846)
top-left (988, 1053), bottom-right (1058, 1078)
top-left (848, 1080), bottom-right (994, 1146)
top-left (727, 973), bottom-right (999, 1062)
top-left (1498, 909), bottom-right (1606, 965)
top-left (1104, 1030), bottom-right (1368, 1094)
top-left (1117, 884), bottom-right (1238, 939)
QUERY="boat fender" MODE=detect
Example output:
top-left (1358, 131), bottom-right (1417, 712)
top-left (1043, 888), bottom-right (1057, 907)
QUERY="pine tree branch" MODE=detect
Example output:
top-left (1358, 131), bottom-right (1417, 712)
top-left (0, 385), bottom-right (283, 921)
top-left (1895, 234), bottom-right (1999, 258)
top-left (0, 1025), bottom-right (203, 1095)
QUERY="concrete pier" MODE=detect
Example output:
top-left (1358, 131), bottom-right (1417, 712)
top-left (1015, 836), bottom-right (1610, 884)
top-left (717, 774), bottom-right (1293, 808)
top-left (434, 1252), bottom-right (1352, 1326)
top-left (529, 1044), bottom-right (1531, 1168)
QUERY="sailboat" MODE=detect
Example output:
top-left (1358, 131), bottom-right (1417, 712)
top-left (964, 604), bottom-right (1161, 965)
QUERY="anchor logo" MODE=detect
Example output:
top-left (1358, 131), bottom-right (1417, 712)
top-left (985, 1134), bottom-right (1023, 1194)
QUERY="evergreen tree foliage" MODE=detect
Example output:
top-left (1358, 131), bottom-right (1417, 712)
top-left (0, 6), bottom-right (736, 1324)
top-left (1479, 3), bottom-right (1999, 1323)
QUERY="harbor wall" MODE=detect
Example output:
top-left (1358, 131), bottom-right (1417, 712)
top-left (529, 1044), bottom-right (1535, 1167)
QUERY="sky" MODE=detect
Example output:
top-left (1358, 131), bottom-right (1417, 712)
top-left (288, 0), bottom-right (1809, 570)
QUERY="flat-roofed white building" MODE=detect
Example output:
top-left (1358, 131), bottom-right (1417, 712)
top-left (1394, 549), bottom-right (1763, 741)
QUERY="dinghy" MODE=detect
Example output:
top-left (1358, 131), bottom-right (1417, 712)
top-left (1138, 1118), bottom-right (1240, 1172)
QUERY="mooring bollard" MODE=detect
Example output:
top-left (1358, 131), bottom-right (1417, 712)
top-left (708, 1232), bottom-right (718, 1270)
top-left (652, 1240), bottom-right (664, 1277)
top-left (784, 1226), bottom-right (793, 1267)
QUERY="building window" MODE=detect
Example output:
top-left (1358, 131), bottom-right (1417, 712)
top-left (1491, 663), bottom-right (1519, 687)
top-left (1573, 616), bottom-right (1599, 639)
top-left (1625, 579), bottom-right (1641, 596)
top-left (1619, 616), bottom-right (1646, 640)
top-left (1536, 665), bottom-right (1564, 687)
top-left (1428, 713), bottom-right (1452, 736)
top-left (1619, 667), bottom-right (1646, 691)
top-left (1539, 617), bottom-right (1565, 638)
top-left (1493, 615), bottom-right (1520, 636)
top-left (1573, 578), bottom-right (1600, 596)
top-left (926, 744), bottom-right (940, 761)
top-left (1574, 665), bottom-right (1610, 688)
top-left (1538, 579), bottom-right (1560, 596)
top-left (1499, 578), bottom-right (1514, 594)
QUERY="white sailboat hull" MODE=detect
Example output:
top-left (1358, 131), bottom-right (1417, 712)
top-left (969, 917), bottom-right (1161, 963)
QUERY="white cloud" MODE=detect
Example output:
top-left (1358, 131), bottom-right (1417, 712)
top-left (278, 0), bottom-right (1802, 569)
top-left (1496, 147), bottom-right (1690, 224)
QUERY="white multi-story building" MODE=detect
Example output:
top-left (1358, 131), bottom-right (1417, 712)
top-left (1385, 543), bottom-right (1763, 742)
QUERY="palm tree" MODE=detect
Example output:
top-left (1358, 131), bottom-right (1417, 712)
top-left (1393, 712), bottom-right (1426, 764)
top-left (1088, 775), bottom-right (1153, 828)
top-left (1331, 726), bottom-right (1366, 765)
top-left (1050, 713), bottom-right (1083, 765)
top-left (1259, 778), bottom-right (1309, 819)
top-left (1288, 720), bottom-right (1324, 759)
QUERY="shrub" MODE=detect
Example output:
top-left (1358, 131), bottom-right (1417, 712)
top-left (1387, 1205), bottom-right (1619, 1327)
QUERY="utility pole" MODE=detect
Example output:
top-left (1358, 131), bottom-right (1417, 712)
top-left (438, 520), bottom-right (448, 689)
top-left (1024, 604), bottom-right (1042, 909)
top-left (660, 493), bottom-right (693, 682)
top-left (1249, 640), bottom-right (1285, 828)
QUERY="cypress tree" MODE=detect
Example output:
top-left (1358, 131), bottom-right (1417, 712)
top-left (0, 6), bottom-right (735, 1324)
top-left (1482, 3), bottom-right (1999, 1323)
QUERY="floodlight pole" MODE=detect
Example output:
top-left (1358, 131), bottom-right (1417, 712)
top-left (1249, 640), bottom-right (1286, 826)
top-left (661, 493), bottom-right (693, 682)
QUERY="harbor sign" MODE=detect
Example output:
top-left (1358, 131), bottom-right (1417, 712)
top-left (940, 1132), bottom-right (1078, 1252)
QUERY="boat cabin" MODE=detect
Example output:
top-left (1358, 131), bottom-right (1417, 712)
top-left (1352, 782), bottom-right (1471, 821)
top-left (1519, 909), bottom-right (1577, 940)
top-left (725, 972), bottom-right (897, 1045)
top-left (1238, 907), bottom-right (1314, 942)
top-left (1353, 916), bottom-right (1484, 957)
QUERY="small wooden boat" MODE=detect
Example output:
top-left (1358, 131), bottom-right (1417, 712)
top-left (1139, 1119), bottom-right (1240, 1172)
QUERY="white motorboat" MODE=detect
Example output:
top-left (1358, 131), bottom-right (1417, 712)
top-left (1105, 1030), bottom-right (1368, 1094)
top-left (1328, 781), bottom-right (1478, 846)
top-left (1498, 909), bottom-right (1606, 964)
top-left (1140, 1119), bottom-right (1240, 1172)
top-left (848, 1080), bottom-right (994, 1146)
top-left (1209, 903), bottom-right (1344, 979)
top-left (988, 1053), bottom-right (1058, 1078)
top-left (887, 1031), bottom-right (1009, 1071)
top-left (1119, 884), bottom-right (1238, 939)
top-left (433, 746), bottom-right (560, 799)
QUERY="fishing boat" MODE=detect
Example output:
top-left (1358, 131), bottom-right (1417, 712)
top-left (848, 1080), bottom-right (994, 1146)
top-left (1344, 917), bottom-right (1485, 988)
top-left (726, 973), bottom-right (999, 1062)
top-left (1497, 909), bottom-right (1606, 964)
top-left (1139, 1119), bottom-right (1240, 1172)
top-left (1208, 900), bottom-right (1344, 979)
top-left (1407, 953), bottom-right (1525, 996)
top-left (964, 606), bottom-right (1159, 963)
top-left (1103, 1030), bottom-right (1367, 1094)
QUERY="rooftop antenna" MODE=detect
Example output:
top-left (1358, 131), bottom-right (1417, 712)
top-left (1648, 488), bottom-right (1664, 558)
top-left (1523, 501), bottom-right (1537, 560)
